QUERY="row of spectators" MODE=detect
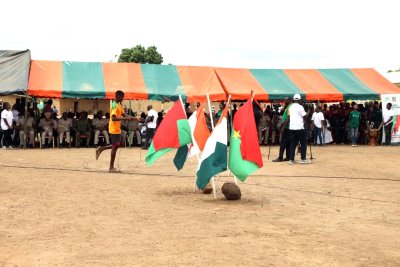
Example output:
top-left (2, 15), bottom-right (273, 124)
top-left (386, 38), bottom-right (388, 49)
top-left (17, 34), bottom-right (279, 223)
top-left (1, 97), bottom-right (394, 149)
top-left (253, 100), bottom-right (394, 146)
top-left (0, 98), bottom-right (164, 149)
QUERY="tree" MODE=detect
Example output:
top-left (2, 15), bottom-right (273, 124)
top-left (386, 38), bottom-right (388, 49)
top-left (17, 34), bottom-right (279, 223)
top-left (145, 46), bottom-right (163, 64)
top-left (118, 45), bottom-right (163, 64)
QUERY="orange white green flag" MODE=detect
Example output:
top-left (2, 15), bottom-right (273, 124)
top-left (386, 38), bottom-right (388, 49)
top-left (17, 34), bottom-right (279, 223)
top-left (187, 103), bottom-right (210, 157)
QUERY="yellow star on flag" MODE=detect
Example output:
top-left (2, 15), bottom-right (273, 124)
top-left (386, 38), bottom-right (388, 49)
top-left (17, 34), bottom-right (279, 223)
top-left (233, 130), bottom-right (241, 139)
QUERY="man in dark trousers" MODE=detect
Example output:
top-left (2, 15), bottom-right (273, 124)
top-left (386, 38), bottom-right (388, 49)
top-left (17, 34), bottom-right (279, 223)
top-left (383, 102), bottom-right (394, 146)
top-left (272, 97), bottom-right (291, 162)
top-left (1, 102), bottom-right (14, 149)
top-left (288, 94), bottom-right (311, 164)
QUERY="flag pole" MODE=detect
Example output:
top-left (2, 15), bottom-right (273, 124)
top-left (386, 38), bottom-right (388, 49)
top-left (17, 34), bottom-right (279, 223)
top-left (193, 102), bottom-right (202, 192)
top-left (226, 95), bottom-right (238, 185)
top-left (178, 95), bottom-right (185, 112)
top-left (193, 154), bottom-right (201, 192)
top-left (178, 95), bottom-right (199, 192)
top-left (206, 93), bottom-right (217, 199)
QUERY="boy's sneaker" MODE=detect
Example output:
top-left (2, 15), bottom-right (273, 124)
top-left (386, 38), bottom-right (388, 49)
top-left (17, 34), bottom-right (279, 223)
top-left (8, 146), bottom-right (13, 150)
top-left (300, 159), bottom-right (311, 164)
top-left (2, 146), bottom-right (7, 150)
top-left (288, 160), bottom-right (295, 165)
top-left (354, 144), bottom-right (358, 147)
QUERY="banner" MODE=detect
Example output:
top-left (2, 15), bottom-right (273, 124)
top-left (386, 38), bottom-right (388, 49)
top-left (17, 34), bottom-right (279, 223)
top-left (381, 94), bottom-right (400, 144)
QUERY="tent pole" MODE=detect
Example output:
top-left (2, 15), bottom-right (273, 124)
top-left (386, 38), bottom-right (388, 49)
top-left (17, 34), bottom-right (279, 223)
top-left (129, 100), bottom-right (132, 148)
top-left (206, 93), bottom-right (217, 199)
top-left (227, 96), bottom-right (237, 184)
top-left (23, 91), bottom-right (28, 149)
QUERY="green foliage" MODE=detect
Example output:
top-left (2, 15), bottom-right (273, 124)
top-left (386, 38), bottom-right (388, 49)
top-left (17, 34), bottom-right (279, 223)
top-left (145, 46), bottom-right (163, 64)
top-left (118, 45), bottom-right (163, 64)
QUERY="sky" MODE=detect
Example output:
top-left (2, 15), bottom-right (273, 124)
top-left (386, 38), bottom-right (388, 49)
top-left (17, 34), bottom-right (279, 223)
top-left (2, 0), bottom-right (399, 76)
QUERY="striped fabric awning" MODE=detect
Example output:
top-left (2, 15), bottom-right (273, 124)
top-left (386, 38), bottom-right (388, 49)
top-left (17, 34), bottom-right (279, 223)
top-left (28, 61), bottom-right (226, 102)
top-left (28, 60), bottom-right (400, 101)
top-left (215, 68), bottom-right (400, 101)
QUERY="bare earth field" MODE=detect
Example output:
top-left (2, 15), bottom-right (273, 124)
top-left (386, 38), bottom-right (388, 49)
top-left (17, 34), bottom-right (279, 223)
top-left (0, 145), bottom-right (399, 266)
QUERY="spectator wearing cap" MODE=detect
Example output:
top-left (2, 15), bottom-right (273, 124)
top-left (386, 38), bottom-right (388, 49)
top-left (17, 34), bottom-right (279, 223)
top-left (288, 94), bottom-right (311, 164)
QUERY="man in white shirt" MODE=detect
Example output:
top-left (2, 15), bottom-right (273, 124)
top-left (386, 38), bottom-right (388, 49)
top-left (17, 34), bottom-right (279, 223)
top-left (288, 94), bottom-right (311, 164)
top-left (383, 102), bottom-right (394, 146)
top-left (311, 106), bottom-right (325, 145)
top-left (1, 102), bottom-right (14, 149)
top-left (143, 105), bottom-right (158, 149)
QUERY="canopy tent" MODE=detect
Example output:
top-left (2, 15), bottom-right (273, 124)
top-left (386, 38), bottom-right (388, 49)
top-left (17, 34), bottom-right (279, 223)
top-left (27, 60), bottom-right (400, 102)
top-left (215, 68), bottom-right (400, 101)
top-left (0, 50), bottom-right (31, 96)
top-left (28, 61), bottom-right (226, 102)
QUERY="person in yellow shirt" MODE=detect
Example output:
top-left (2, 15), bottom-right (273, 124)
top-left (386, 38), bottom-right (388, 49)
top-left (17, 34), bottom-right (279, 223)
top-left (96, 90), bottom-right (136, 172)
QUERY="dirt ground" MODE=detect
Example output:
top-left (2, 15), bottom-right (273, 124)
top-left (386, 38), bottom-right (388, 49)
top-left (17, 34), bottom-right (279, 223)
top-left (0, 145), bottom-right (399, 266)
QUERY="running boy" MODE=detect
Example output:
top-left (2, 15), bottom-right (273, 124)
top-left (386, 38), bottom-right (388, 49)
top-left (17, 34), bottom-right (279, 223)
top-left (96, 90), bottom-right (136, 172)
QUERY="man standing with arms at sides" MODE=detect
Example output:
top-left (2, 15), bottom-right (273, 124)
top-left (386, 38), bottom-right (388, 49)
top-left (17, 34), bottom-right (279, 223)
top-left (1, 102), bottom-right (14, 149)
top-left (288, 94), bottom-right (311, 164)
top-left (312, 106), bottom-right (325, 146)
top-left (272, 97), bottom-right (291, 162)
top-left (348, 104), bottom-right (361, 147)
top-left (142, 105), bottom-right (158, 150)
top-left (383, 102), bottom-right (394, 146)
top-left (96, 90), bottom-right (136, 172)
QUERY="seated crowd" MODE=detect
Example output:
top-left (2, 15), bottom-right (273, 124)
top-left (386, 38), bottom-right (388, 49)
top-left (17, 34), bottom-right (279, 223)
top-left (1, 98), bottom-right (395, 150)
top-left (0, 99), bottom-right (153, 149)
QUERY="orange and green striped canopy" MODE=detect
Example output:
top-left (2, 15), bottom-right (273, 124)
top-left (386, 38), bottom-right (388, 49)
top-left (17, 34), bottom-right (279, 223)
top-left (28, 61), bottom-right (226, 102)
top-left (28, 60), bottom-right (400, 101)
top-left (215, 67), bottom-right (400, 101)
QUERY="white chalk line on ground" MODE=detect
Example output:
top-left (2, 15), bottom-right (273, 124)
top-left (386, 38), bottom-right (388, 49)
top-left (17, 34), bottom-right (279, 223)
top-left (1, 164), bottom-right (399, 205)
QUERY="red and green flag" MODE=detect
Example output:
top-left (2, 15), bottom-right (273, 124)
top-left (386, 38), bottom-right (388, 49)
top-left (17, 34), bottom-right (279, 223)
top-left (145, 101), bottom-right (192, 170)
top-left (229, 98), bottom-right (263, 181)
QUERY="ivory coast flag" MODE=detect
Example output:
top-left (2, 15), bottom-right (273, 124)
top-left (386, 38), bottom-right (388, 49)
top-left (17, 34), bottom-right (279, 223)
top-left (188, 103), bottom-right (210, 157)
top-left (145, 101), bottom-right (192, 170)
top-left (196, 105), bottom-right (229, 189)
top-left (229, 98), bottom-right (263, 181)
